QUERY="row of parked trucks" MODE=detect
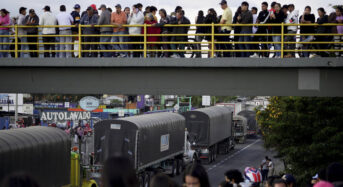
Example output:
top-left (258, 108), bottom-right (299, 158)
top-left (0, 106), bottom-right (258, 187)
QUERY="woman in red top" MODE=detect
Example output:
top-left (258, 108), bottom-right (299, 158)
top-left (144, 13), bottom-right (160, 58)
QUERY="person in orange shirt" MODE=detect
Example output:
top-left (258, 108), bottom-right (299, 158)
top-left (111, 4), bottom-right (128, 57)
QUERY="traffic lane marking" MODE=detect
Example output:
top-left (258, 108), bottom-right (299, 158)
top-left (207, 139), bottom-right (261, 172)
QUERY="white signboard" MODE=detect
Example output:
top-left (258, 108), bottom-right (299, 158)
top-left (40, 111), bottom-right (91, 121)
top-left (202, 96), bottom-right (211, 106)
top-left (118, 110), bottom-right (125, 117)
top-left (79, 96), bottom-right (100, 111)
top-left (160, 134), bottom-right (170, 152)
top-left (111, 124), bottom-right (121, 130)
top-left (64, 102), bottom-right (70, 108)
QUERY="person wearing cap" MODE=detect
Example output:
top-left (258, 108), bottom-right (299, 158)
top-left (282, 174), bottom-right (296, 187)
top-left (23, 9), bottom-right (39, 58)
top-left (80, 7), bottom-right (99, 57)
top-left (71, 4), bottom-right (81, 57)
top-left (56, 5), bottom-right (74, 58)
top-left (40, 6), bottom-right (57, 58)
top-left (0, 9), bottom-right (10, 58)
top-left (98, 4), bottom-right (112, 57)
top-left (17, 7), bottom-right (28, 57)
top-left (219, 0), bottom-right (233, 57)
top-left (111, 4), bottom-right (128, 57)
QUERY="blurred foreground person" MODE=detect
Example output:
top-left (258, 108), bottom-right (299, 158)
top-left (183, 163), bottom-right (210, 187)
top-left (102, 155), bottom-right (139, 187)
top-left (150, 173), bottom-right (179, 187)
top-left (1, 172), bottom-right (40, 187)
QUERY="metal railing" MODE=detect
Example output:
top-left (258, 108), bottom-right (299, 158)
top-left (0, 23), bottom-right (342, 58)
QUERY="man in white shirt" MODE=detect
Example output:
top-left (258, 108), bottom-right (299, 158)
top-left (284, 4), bottom-right (299, 58)
top-left (18, 7), bottom-right (28, 57)
top-left (127, 4), bottom-right (144, 57)
top-left (56, 5), bottom-right (73, 58)
top-left (40, 6), bottom-right (57, 57)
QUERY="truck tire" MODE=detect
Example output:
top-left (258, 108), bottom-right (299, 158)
top-left (171, 160), bottom-right (177, 177)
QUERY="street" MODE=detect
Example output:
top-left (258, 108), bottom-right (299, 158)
top-left (77, 135), bottom-right (284, 187)
top-left (175, 137), bottom-right (284, 186)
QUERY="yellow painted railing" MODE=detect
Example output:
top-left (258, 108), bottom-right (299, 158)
top-left (0, 23), bottom-right (342, 58)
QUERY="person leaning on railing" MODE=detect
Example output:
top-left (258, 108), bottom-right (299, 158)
top-left (194, 10), bottom-right (205, 58)
top-left (170, 10), bottom-right (190, 58)
top-left (111, 4), bottom-right (128, 58)
top-left (80, 6), bottom-right (99, 57)
top-left (299, 6), bottom-right (315, 58)
top-left (315, 8), bottom-right (330, 57)
top-left (237, 1), bottom-right (253, 58)
top-left (71, 4), bottom-right (81, 58)
top-left (17, 7), bottom-right (28, 58)
top-left (0, 9), bottom-right (10, 58)
top-left (284, 4), bottom-right (299, 58)
top-left (23, 9), bottom-right (39, 58)
top-left (255, 2), bottom-right (270, 58)
top-left (268, 3), bottom-right (284, 58)
top-left (144, 13), bottom-right (160, 58)
top-left (219, 0), bottom-right (233, 57)
top-left (152, 8), bottom-right (172, 58)
top-left (204, 8), bottom-right (219, 58)
top-left (56, 5), bottom-right (74, 58)
top-left (98, 4), bottom-right (113, 58)
top-left (127, 4), bottom-right (144, 58)
top-left (333, 6), bottom-right (343, 57)
top-left (40, 6), bottom-right (57, 58)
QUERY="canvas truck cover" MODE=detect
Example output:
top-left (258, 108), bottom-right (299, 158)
top-left (184, 106), bottom-right (233, 147)
top-left (94, 112), bottom-right (185, 170)
top-left (0, 126), bottom-right (70, 187)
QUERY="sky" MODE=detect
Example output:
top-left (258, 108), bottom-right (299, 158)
top-left (3, 0), bottom-right (342, 22)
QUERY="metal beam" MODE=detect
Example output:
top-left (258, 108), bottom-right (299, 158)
top-left (0, 58), bottom-right (342, 96)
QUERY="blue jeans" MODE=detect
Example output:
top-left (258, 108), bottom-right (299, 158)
top-left (100, 32), bottom-right (112, 57)
top-left (272, 35), bottom-right (281, 57)
top-left (0, 30), bottom-right (10, 58)
top-left (239, 31), bottom-right (251, 57)
top-left (112, 31), bottom-right (128, 55)
top-left (170, 43), bottom-right (186, 58)
top-left (301, 36), bottom-right (313, 57)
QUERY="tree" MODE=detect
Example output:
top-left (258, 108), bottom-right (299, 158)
top-left (256, 97), bottom-right (343, 186)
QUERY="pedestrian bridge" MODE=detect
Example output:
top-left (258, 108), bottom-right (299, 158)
top-left (0, 58), bottom-right (342, 97)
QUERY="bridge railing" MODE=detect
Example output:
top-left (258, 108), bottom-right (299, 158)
top-left (0, 23), bottom-right (342, 58)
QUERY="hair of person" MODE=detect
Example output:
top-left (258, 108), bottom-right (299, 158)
top-left (150, 6), bottom-right (157, 12)
top-left (288, 4), bottom-right (295, 8)
top-left (136, 3), bottom-right (143, 8)
top-left (252, 7), bottom-right (258, 12)
top-left (107, 7), bottom-right (113, 12)
top-left (102, 155), bottom-right (139, 187)
top-left (208, 8), bottom-right (217, 17)
top-left (1, 172), bottom-right (40, 187)
top-left (273, 179), bottom-right (287, 186)
top-left (183, 163), bottom-right (210, 187)
top-left (147, 13), bottom-right (154, 21)
top-left (19, 7), bottom-right (26, 14)
top-left (242, 1), bottom-right (249, 7)
top-left (337, 6), bottom-right (343, 13)
top-left (326, 162), bottom-right (343, 183)
top-left (124, 7), bottom-right (130, 11)
top-left (282, 5), bottom-right (289, 10)
top-left (145, 6), bottom-right (151, 11)
top-left (271, 2), bottom-right (277, 7)
top-left (60, 5), bottom-right (66, 12)
top-left (150, 173), bottom-right (174, 187)
top-left (305, 6), bottom-right (312, 11)
top-left (318, 7), bottom-right (326, 14)
top-left (262, 2), bottom-right (268, 7)
top-left (175, 6), bottom-right (182, 13)
top-left (198, 10), bottom-right (204, 18)
top-left (224, 169), bottom-right (244, 184)
top-left (159, 9), bottom-right (167, 17)
top-left (1, 9), bottom-right (10, 15)
top-left (236, 6), bottom-right (242, 13)
top-left (275, 3), bottom-right (281, 8)
top-left (181, 10), bottom-right (185, 16)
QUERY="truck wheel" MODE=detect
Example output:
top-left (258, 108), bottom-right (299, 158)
top-left (176, 159), bottom-right (181, 176)
top-left (171, 160), bottom-right (177, 177)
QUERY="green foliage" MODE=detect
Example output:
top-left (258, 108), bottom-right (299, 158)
top-left (256, 97), bottom-right (343, 186)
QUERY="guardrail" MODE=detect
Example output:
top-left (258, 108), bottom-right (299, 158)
top-left (0, 23), bottom-right (342, 58)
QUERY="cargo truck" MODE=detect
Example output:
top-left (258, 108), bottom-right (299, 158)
top-left (233, 115), bottom-right (248, 144)
top-left (94, 112), bottom-right (186, 187)
top-left (183, 106), bottom-right (235, 164)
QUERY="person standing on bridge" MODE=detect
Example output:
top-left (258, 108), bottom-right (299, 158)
top-left (0, 9), bottom-right (10, 58)
top-left (98, 4), bottom-right (113, 57)
top-left (56, 5), bottom-right (74, 58)
top-left (219, 0), bottom-right (233, 58)
top-left (40, 6), bottom-right (57, 58)
top-left (111, 4), bottom-right (128, 58)
top-left (23, 9), bottom-right (39, 58)
top-left (80, 7), bottom-right (99, 57)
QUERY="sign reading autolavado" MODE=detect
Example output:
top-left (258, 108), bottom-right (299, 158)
top-left (79, 96), bottom-right (100, 111)
top-left (40, 111), bottom-right (91, 121)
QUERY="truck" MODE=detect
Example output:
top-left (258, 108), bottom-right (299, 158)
top-left (0, 126), bottom-right (97, 187)
top-left (233, 115), bottom-right (248, 144)
top-left (237, 110), bottom-right (258, 137)
top-left (94, 112), bottom-right (186, 187)
top-left (183, 106), bottom-right (235, 164)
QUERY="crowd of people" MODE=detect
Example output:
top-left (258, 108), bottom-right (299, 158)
top-left (0, 1), bottom-right (342, 58)
top-left (2, 155), bottom-right (343, 187)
